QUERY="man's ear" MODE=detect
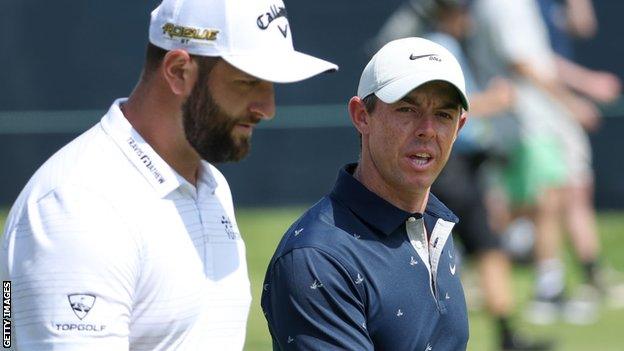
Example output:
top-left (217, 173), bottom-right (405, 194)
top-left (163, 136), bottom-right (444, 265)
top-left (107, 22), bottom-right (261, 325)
top-left (453, 111), bottom-right (468, 142)
top-left (348, 96), bottom-right (372, 136)
top-left (458, 111), bottom-right (468, 131)
top-left (161, 49), bottom-right (197, 96)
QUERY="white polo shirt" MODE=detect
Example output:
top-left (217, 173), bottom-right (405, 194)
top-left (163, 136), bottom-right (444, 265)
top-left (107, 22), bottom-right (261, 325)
top-left (1, 99), bottom-right (252, 350)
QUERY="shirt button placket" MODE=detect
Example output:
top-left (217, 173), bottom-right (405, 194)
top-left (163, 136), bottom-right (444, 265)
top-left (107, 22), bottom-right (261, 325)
top-left (194, 188), bottom-right (211, 278)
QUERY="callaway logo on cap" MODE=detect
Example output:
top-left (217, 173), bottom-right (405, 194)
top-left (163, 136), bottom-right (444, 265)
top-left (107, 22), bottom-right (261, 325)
top-left (357, 37), bottom-right (469, 111)
top-left (149, 0), bottom-right (338, 83)
top-left (256, 4), bottom-right (289, 38)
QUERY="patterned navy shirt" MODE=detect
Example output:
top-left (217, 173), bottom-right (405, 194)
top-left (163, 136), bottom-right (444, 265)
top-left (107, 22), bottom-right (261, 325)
top-left (262, 164), bottom-right (469, 350)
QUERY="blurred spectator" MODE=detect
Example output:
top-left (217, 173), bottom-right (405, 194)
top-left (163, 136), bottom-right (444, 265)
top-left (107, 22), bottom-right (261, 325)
top-left (370, 0), bottom-right (623, 333)
top-left (367, 0), bottom-right (437, 51)
top-left (470, 0), bottom-right (614, 325)
top-left (534, 0), bottom-right (623, 323)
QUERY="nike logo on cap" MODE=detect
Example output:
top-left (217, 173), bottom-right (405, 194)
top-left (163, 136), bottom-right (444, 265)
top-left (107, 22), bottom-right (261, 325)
top-left (410, 54), bottom-right (440, 61)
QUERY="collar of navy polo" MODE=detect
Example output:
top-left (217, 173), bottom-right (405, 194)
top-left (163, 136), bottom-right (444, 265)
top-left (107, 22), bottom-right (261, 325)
top-left (330, 163), bottom-right (458, 236)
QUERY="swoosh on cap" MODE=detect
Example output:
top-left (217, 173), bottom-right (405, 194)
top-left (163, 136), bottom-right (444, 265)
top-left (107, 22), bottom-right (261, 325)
top-left (409, 54), bottom-right (438, 60)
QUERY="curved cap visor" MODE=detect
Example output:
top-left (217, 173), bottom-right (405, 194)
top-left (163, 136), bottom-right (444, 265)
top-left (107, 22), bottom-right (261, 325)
top-left (374, 73), bottom-right (470, 111)
top-left (222, 51), bottom-right (338, 84)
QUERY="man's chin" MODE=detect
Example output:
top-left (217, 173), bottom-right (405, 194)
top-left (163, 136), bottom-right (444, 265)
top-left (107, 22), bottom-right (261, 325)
top-left (232, 137), bottom-right (251, 159)
top-left (232, 145), bottom-right (251, 162)
top-left (205, 146), bottom-right (250, 164)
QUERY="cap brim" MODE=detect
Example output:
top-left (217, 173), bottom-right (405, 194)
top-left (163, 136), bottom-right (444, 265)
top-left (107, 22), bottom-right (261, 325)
top-left (222, 51), bottom-right (338, 84)
top-left (375, 73), bottom-right (469, 111)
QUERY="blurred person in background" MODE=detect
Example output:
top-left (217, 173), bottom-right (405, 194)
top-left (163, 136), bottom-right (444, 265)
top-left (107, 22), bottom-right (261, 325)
top-left (470, 0), bottom-right (611, 325)
top-left (367, 0), bottom-right (438, 52)
top-left (263, 37), bottom-right (470, 350)
top-left (0, 0), bottom-right (336, 349)
top-left (427, 1), bottom-right (552, 349)
top-left (534, 0), bottom-right (624, 322)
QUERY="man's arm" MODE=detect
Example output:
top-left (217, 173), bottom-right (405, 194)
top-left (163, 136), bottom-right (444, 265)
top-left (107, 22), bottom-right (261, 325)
top-left (1, 185), bottom-right (140, 350)
top-left (262, 247), bottom-right (373, 350)
top-left (554, 54), bottom-right (621, 103)
top-left (565, 0), bottom-right (597, 38)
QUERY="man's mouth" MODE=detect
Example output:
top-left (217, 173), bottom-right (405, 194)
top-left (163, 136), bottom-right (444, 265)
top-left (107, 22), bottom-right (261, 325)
top-left (408, 152), bottom-right (433, 166)
top-left (234, 121), bottom-right (259, 134)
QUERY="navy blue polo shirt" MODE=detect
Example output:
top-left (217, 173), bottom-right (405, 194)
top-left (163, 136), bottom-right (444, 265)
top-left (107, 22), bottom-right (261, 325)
top-left (261, 164), bottom-right (469, 350)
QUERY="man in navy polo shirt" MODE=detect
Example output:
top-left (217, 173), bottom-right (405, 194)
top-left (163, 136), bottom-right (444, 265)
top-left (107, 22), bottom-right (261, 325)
top-left (262, 37), bottom-right (470, 350)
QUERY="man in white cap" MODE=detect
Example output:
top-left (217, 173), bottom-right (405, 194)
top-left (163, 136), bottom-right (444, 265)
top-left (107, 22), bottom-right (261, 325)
top-left (0, 0), bottom-right (336, 349)
top-left (261, 37), bottom-right (469, 350)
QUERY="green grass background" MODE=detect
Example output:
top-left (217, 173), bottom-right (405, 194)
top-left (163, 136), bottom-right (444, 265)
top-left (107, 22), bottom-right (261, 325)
top-left (1, 208), bottom-right (623, 350)
top-left (236, 208), bottom-right (624, 351)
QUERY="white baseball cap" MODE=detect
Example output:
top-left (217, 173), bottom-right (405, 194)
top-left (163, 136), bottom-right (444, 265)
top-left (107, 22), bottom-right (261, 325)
top-left (357, 37), bottom-right (469, 110)
top-left (149, 0), bottom-right (338, 83)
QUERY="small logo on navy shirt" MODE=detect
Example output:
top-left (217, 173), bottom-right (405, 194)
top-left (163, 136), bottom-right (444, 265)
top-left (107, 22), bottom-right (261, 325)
top-left (310, 280), bottom-right (324, 289)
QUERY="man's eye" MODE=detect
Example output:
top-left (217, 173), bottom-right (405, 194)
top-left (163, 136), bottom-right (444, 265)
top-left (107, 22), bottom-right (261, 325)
top-left (437, 112), bottom-right (453, 119)
top-left (239, 79), bottom-right (259, 86)
top-left (397, 107), bottom-right (414, 113)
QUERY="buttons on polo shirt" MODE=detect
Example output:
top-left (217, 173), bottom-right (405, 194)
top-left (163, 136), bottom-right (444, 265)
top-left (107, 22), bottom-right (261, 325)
top-left (415, 241), bottom-right (424, 249)
top-left (408, 216), bottom-right (417, 223)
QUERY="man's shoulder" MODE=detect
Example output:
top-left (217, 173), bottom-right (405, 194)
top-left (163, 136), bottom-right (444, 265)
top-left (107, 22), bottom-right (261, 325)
top-left (271, 197), bottom-right (361, 263)
top-left (8, 122), bottom-right (135, 222)
top-left (19, 125), bottom-right (102, 191)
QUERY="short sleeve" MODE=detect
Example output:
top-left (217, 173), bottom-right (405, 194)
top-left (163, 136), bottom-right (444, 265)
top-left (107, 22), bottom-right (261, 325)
top-left (1, 185), bottom-right (141, 350)
top-left (262, 248), bottom-right (373, 350)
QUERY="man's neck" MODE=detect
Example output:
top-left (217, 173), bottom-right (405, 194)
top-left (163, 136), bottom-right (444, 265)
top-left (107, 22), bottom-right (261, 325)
top-left (353, 163), bottom-right (429, 214)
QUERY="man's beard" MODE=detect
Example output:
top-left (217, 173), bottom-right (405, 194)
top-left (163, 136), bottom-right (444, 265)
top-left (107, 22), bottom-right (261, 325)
top-left (182, 79), bottom-right (256, 164)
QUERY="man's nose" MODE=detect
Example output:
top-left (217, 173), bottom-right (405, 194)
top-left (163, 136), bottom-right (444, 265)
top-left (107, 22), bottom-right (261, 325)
top-left (415, 114), bottom-right (436, 139)
top-left (249, 82), bottom-right (275, 120)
